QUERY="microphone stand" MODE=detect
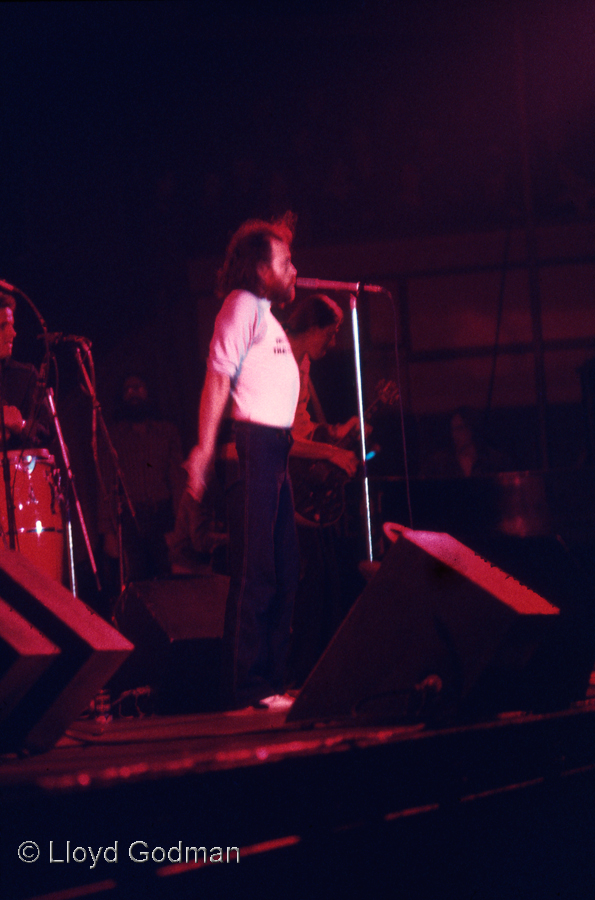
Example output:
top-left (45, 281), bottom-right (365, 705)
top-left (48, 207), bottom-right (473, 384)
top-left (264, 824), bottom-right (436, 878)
top-left (73, 343), bottom-right (137, 596)
top-left (45, 386), bottom-right (99, 596)
top-left (298, 278), bottom-right (384, 560)
top-left (17, 296), bottom-right (98, 597)
top-left (350, 290), bottom-right (374, 562)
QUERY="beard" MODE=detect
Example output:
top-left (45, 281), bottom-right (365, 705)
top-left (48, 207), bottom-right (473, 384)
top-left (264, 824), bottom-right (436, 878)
top-left (267, 279), bottom-right (295, 308)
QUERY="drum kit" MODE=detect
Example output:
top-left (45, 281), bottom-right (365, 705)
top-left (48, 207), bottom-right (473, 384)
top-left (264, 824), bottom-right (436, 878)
top-left (0, 279), bottom-right (100, 595)
top-left (0, 449), bottom-right (65, 584)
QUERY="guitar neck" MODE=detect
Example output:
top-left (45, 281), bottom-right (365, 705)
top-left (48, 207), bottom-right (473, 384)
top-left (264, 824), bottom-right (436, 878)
top-left (337, 399), bottom-right (379, 449)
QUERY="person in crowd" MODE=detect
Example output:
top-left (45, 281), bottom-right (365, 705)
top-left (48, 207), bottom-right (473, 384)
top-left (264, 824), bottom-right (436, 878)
top-left (422, 405), bottom-right (510, 479)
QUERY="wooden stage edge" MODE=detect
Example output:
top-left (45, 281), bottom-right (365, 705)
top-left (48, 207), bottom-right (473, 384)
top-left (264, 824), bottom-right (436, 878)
top-left (2, 691), bottom-right (595, 900)
top-left (1, 694), bottom-right (595, 793)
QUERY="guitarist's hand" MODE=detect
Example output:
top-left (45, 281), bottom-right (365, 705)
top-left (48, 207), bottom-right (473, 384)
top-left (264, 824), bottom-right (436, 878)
top-left (330, 416), bottom-right (372, 443)
top-left (330, 416), bottom-right (360, 442)
top-left (328, 447), bottom-right (359, 478)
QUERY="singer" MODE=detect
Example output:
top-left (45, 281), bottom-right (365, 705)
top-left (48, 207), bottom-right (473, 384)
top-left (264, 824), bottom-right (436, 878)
top-left (0, 292), bottom-right (53, 450)
top-left (184, 214), bottom-right (300, 713)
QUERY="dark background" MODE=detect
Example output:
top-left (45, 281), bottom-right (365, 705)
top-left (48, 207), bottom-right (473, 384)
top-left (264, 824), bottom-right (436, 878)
top-left (2, 0), bottom-right (595, 352)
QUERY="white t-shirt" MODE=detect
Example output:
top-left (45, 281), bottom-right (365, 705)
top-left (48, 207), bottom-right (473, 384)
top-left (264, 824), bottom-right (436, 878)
top-left (208, 289), bottom-right (299, 429)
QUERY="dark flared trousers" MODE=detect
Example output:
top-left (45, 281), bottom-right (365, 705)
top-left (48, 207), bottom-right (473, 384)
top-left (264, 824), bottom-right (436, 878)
top-left (222, 421), bottom-right (300, 708)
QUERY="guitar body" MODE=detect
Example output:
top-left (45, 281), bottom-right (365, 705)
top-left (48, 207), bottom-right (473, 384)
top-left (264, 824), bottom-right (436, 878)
top-left (290, 379), bottom-right (399, 527)
top-left (289, 457), bottom-right (348, 527)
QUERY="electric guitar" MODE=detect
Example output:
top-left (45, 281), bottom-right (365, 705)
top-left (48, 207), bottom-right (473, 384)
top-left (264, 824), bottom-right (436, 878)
top-left (290, 379), bottom-right (399, 526)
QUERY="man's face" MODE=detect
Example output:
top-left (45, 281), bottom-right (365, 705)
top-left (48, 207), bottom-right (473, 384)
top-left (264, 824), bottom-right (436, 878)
top-left (259, 239), bottom-right (296, 307)
top-left (307, 323), bottom-right (339, 361)
top-left (0, 307), bottom-right (16, 361)
top-left (123, 376), bottom-right (148, 407)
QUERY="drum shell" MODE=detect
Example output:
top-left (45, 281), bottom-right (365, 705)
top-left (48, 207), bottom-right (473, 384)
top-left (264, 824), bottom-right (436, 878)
top-left (0, 450), bottom-right (64, 583)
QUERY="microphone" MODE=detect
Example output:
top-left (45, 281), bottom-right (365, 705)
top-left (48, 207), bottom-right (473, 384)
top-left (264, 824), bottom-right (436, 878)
top-left (0, 278), bottom-right (16, 292)
top-left (296, 277), bottom-right (386, 294)
top-left (39, 332), bottom-right (92, 347)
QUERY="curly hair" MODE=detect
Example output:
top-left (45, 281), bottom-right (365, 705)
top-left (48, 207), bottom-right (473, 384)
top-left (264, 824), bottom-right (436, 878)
top-left (216, 212), bottom-right (296, 299)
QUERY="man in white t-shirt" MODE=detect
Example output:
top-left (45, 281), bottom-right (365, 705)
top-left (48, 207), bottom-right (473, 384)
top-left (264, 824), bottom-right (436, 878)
top-left (185, 214), bottom-right (300, 711)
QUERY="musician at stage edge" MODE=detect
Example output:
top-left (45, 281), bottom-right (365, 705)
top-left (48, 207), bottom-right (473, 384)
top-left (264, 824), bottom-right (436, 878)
top-left (0, 292), bottom-right (53, 451)
top-left (184, 213), bottom-right (300, 713)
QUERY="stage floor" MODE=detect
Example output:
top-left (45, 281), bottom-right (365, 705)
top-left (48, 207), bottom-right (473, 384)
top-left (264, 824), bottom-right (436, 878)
top-left (2, 689), bottom-right (595, 900)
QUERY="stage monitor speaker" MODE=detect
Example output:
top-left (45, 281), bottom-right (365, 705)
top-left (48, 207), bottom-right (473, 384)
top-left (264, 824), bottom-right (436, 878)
top-left (287, 524), bottom-right (591, 725)
top-left (0, 547), bottom-right (133, 753)
top-left (111, 573), bottom-right (229, 714)
top-left (0, 596), bottom-right (61, 722)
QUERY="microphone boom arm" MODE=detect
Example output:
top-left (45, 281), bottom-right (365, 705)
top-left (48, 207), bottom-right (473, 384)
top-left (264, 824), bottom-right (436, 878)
top-left (296, 277), bottom-right (386, 294)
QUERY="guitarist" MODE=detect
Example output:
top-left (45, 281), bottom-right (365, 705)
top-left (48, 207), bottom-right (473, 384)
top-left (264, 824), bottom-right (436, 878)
top-left (284, 293), bottom-right (360, 493)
